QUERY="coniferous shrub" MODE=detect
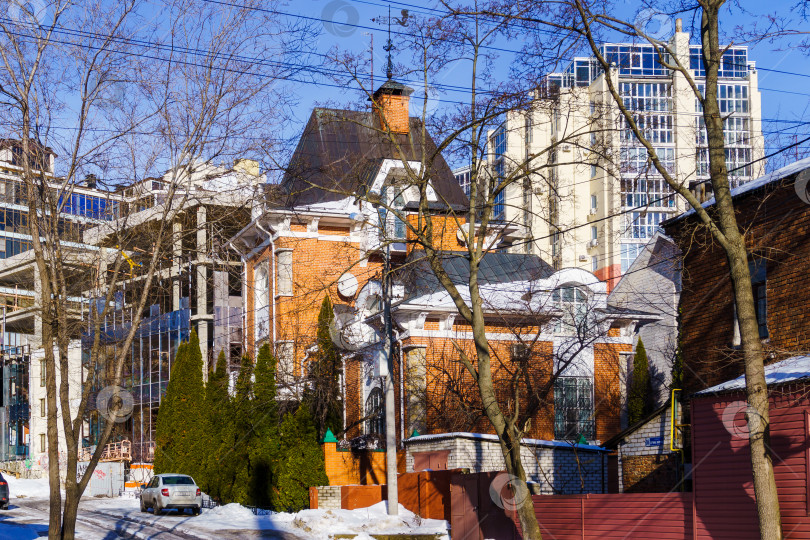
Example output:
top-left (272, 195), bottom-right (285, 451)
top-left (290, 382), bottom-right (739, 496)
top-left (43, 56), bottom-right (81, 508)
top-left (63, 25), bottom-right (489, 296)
top-left (153, 341), bottom-right (186, 474)
top-left (307, 296), bottom-right (344, 438)
top-left (226, 355), bottom-right (254, 505)
top-left (274, 405), bottom-right (328, 512)
top-left (248, 343), bottom-right (280, 508)
top-left (628, 338), bottom-right (654, 425)
top-left (201, 351), bottom-right (229, 500)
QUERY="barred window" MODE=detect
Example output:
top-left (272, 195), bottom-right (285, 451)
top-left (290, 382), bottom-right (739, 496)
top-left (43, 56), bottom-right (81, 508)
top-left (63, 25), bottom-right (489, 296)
top-left (554, 377), bottom-right (594, 440)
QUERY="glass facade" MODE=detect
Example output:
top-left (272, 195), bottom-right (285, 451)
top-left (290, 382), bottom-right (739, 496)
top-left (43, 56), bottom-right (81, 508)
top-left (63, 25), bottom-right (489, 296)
top-left (2, 347), bottom-right (31, 459)
top-left (83, 298), bottom-right (191, 463)
top-left (690, 46), bottom-right (748, 78)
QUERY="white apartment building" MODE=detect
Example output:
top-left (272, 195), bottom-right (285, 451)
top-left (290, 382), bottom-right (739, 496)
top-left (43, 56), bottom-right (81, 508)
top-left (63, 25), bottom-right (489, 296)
top-left (456, 21), bottom-right (764, 289)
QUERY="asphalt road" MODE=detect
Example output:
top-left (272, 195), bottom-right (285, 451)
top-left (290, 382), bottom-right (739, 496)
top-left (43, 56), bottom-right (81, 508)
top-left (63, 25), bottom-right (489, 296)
top-left (6, 497), bottom-right (306, 539)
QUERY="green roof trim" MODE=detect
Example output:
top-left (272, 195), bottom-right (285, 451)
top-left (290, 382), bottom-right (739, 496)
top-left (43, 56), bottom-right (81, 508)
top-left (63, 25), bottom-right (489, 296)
top-left (322, 428), bottom-right (338, 443)
top-left (410, 430), bottom-right (420, 438)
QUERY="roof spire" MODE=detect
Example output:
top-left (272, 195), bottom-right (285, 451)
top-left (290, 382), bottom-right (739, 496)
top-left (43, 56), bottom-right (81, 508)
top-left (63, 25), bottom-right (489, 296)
top-left (383, 5), bottom-right (394, 80)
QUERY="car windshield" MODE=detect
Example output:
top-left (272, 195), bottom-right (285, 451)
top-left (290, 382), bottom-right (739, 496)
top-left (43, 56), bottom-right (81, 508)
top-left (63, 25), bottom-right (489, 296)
top-left (162, 476), bottom-right (194, 485)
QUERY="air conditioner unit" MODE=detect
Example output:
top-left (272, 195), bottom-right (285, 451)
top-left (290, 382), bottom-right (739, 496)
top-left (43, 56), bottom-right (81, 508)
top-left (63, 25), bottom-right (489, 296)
top-left (588, 239), bottom-right (599, 248)
top-left (578, 255), bottom-right (588, 262)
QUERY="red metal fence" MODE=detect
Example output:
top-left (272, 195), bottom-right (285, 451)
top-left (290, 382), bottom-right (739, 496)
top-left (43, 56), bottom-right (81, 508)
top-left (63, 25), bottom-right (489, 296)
top-left (532, 492), bottom-right (694, 540)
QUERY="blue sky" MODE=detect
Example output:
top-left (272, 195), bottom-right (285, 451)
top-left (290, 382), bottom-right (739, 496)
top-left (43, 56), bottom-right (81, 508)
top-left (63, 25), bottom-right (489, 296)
top-left (278, 0), bottom-right (810, 171)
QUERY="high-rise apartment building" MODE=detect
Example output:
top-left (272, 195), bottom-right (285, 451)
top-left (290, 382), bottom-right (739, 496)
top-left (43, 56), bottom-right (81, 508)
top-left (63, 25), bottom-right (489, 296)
top-left (456, 22), bottom-right (764, 289)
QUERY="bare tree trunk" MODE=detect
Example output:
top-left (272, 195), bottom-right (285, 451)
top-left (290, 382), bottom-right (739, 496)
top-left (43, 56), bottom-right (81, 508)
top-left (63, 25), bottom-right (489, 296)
top-left (700, 4), bottom-right (782, 538)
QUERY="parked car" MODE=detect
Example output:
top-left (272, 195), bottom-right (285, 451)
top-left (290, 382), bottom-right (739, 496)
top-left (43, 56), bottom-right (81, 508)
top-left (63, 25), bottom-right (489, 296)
top-left (139, 474), bottom-right (201, 515)
top-left (0, 472), bottom-right (8, 509)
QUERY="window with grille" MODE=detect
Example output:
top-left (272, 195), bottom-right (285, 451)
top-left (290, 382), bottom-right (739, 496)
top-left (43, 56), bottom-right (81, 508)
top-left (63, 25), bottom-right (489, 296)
top-left (696, 147), bottom-right (752, 182)
top-left (365, 387), bottom-right (385, 436)
top-left (554, 377), bottom-right (594, 440)
top-left (602, 45), bottom-right (670, 77)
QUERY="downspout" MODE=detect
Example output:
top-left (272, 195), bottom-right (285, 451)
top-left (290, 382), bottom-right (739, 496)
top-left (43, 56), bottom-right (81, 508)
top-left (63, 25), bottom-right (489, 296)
top-left (256, 223), bottom-right (277, 350)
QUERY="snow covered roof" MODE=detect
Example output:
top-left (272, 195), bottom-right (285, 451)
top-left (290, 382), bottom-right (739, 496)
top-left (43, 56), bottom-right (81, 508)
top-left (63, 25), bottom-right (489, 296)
top-left (404, 431), bottom-right (608, 452)
top-left (695, 355), bottom-right (810, 395)
top-left (666, 156), bottom-right (810, 225)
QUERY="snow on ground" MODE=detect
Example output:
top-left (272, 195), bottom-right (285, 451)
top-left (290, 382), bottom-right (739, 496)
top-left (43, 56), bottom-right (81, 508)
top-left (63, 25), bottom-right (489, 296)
top-left (82, 497), bottom-right (449, 539)
top-left (1, 476), bottom-right (450, 539)
top-left (5, 476), bottom-right (52, 499)
top-left (288, 502), bottom-right (448, 539)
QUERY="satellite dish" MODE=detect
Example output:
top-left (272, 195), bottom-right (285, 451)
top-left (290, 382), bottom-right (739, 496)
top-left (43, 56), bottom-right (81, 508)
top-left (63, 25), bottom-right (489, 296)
top-left (337, 272), bottom-right (358, 298)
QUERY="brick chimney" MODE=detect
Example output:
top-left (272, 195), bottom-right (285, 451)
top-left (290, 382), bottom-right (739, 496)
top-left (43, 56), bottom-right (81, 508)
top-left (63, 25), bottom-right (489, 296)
top-left (370, 80), bottom-right (414, 134)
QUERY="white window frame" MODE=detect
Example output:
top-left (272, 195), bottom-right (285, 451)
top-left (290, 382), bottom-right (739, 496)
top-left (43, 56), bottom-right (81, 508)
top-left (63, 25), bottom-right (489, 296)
top-left (276, 249), bottom-right (293, 297)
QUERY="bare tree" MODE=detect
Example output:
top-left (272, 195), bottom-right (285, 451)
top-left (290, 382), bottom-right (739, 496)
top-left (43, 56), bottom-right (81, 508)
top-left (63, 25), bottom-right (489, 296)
top-left (0, 1), bottom-right (308, 537)
top-left (513, 1), bottom-right (784, 536)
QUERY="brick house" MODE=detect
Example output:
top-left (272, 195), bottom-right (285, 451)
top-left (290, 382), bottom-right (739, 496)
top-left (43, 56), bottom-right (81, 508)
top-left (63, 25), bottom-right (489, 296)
top-left (662, 156), bottom-right (810, 393)
top-left (231, 78), bottom-right (651, 490)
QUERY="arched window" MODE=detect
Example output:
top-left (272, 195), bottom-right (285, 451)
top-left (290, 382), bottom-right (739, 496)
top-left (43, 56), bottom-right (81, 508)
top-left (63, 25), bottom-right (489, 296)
top-left (365, 387), bottom-right (385, 436)
top-left (553, 286), bottom-right (588, 334)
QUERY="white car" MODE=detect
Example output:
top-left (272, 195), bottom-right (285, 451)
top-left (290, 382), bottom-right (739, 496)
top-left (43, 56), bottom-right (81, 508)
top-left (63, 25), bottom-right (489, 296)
top-left (140, 474), bottom-right (202, 515)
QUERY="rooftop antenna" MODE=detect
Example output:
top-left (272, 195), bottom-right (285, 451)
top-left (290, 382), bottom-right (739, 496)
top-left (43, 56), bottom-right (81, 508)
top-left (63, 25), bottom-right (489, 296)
top-left (383, 5), bottom-right (394, 80)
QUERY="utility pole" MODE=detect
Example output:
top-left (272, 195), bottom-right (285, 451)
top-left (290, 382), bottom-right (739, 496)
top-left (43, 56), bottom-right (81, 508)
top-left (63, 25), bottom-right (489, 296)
top-left (382, 224), bottom-right (398, 516)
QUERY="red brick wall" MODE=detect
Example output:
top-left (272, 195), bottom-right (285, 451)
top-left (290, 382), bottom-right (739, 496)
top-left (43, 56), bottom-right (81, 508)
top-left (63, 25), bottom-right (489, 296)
top-left (665, 176), bottom-right (810, 392)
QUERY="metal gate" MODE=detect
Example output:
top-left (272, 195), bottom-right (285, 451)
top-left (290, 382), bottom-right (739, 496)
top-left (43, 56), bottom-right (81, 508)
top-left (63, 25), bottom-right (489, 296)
top-left (450, 471), bottom-right (520, 540)
top-left (79, 461), bottom-right (125, 497)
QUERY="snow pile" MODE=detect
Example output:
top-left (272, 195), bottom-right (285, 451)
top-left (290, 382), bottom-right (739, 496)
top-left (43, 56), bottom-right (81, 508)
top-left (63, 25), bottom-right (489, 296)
top-left (5, 476), bottom-right (51, 499)
top-left (289, 502), bottom-right (449, 539)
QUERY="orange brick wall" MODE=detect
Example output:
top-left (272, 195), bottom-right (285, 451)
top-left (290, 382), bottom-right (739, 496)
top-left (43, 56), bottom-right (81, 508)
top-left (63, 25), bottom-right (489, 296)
top-left (405, 213), bottom-right (467, 254)
top-left (594, 341), bottom-right (630, 441)
top-left (374, 94), bottom-right (410, 134)
top-left (322, 442), bottom-right (406, 486)
top-left (245, 224), bottom-right (383, 369)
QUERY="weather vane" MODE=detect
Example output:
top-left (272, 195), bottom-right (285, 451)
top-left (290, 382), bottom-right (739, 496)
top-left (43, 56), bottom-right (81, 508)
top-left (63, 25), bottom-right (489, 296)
top-left (377, 7), bottom-right (409, 81)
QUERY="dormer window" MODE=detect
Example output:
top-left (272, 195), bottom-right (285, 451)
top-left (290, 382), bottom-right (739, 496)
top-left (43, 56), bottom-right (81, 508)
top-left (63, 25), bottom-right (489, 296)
top-left (553, 286), bottom-right (588, 334)
top-left (379, 184), bottom-right (406, 240)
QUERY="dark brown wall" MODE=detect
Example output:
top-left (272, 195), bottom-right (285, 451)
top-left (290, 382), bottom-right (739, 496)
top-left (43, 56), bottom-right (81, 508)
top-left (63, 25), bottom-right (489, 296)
top-left (665, 175), bottom-right (810, 392)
